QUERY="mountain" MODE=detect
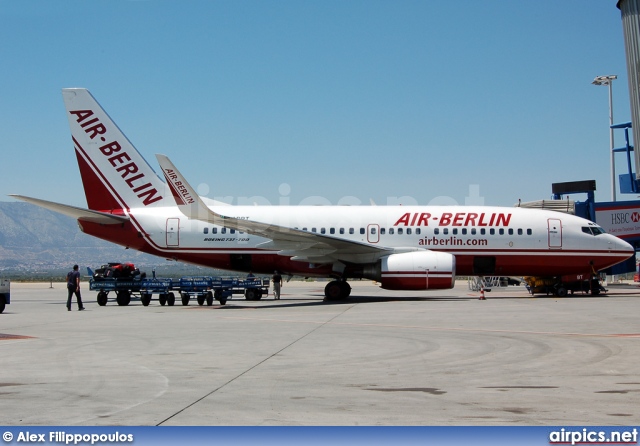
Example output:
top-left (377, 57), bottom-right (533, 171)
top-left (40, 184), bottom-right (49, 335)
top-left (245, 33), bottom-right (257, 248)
top-left (0, 202), bottom-right (218, 278)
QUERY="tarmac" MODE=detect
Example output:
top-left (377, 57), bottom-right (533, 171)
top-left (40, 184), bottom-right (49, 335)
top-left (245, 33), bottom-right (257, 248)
top-left (1, 279), bottom-right (639, 426)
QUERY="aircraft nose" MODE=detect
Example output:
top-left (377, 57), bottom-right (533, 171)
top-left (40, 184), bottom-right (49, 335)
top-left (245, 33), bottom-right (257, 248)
top-left (613, 236), bottom-right (635, 257)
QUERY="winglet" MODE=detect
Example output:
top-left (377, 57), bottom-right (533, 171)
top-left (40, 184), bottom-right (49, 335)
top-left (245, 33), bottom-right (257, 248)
top-left (155, 154), bottom-right (223, 225)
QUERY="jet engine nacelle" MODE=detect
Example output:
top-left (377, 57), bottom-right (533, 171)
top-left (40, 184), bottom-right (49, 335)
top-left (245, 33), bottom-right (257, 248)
top-left (378, 251), bottom-right (456, 290)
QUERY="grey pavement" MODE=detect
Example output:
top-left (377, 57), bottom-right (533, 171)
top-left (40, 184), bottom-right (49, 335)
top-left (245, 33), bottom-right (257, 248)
top-left (1, 280), bottom-right (639, 426)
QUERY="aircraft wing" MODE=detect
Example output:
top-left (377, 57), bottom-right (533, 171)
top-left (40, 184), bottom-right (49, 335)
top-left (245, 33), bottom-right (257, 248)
top-left (9, 195), bottom-right (129, 224)
top-left (155, 155), bottom-right (393, 263)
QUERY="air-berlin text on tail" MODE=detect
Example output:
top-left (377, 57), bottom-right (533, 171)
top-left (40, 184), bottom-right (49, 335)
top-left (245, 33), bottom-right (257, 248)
top-left (162, 168), bottom-right (196, 205)
top-left (394, 212), bottom-right (512, 227)
top-left (69, 109), bottom-right (163, 206)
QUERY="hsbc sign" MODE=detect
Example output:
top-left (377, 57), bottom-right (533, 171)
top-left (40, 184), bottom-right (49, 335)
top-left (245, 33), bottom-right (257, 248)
top-left (596, 203), bottom-right (640, 239)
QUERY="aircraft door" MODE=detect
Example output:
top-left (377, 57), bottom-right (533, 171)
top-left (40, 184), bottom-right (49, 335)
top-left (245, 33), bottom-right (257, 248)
top-left (166, 218), bottom-right (180, 247)
top-left (547, 218), bottom-right (562, 248)
top-left (367, 224), bottom-right (380, 244)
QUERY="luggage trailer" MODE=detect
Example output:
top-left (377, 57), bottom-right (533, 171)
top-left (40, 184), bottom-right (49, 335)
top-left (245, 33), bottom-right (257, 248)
top-left (89, 276), bottom-right (270, 307)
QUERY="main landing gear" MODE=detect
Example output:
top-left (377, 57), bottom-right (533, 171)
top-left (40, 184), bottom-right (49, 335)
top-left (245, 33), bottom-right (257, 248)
top-left (324, 280), bottom-right (351, 301)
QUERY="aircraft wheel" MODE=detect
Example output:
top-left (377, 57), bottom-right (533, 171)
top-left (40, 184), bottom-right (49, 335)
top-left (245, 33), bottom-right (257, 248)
top-left (339, 281), bottom-right (352, 298)
top-left (167, 292), bottom-right (176, 306)
top-left (141, 293), bottom-right (152, 306)
top-left (324, 281), bottom-right (343, 301)
top-left (116, 290), bottom-right (131, 306)
top-left (555, 286), bottom-right (567, 298)
top-left (97, 291), bottom-right (108, 306)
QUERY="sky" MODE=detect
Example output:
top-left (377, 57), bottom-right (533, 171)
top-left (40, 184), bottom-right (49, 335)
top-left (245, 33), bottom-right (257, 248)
top-left (0, 0), bottom-right (634, 208)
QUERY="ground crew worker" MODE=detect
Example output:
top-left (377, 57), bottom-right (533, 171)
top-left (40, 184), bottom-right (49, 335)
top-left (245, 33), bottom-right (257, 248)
top-left (272, 270), bottom-right (282, 300)
top-left (66, 264), bottom-right (85, 311)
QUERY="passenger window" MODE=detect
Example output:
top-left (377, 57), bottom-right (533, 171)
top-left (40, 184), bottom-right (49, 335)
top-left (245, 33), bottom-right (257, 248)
top-left (527, 229), bottom-right (532, 235)
top-left (340, 228), bottom-right (345, 234)
top-left (349, 228), bottom-right (354, 234)
top-left (499, 228), bottom-right (504, 235)
top-left (471, 228), bottom-right (476, 235)
top-left (443, 228), bottom-right (449, 235)
top-left (330, 228), bottom-right (335, 234)
top-left (204, 228), bottom-right (209, 234)
top-left (490, 229), bottom-right (495, 235)
top-left (221, 228), bottom-right (227, 234)
top-left (434, 228), bottom-right (440, 235)
top-left (452, 229), bottom-right (457, 235)
top-left (321, 228), bottom-right (326, 234)
top-left (389, 228), bottom-right (395, 235)
top-left (398, 228), bottom-right (403, 235)
top-left (370, 227), bottom-right (376, 234)
top-left (381, 228), bottom-right (386, 235)
top-left (480, 228), bottom-right (485, 235)
top-left (461, 228), bottom-right (467, 235)
top-left (407, 228), bottom-right (412, 235)
top-left (230, 229), bottom-right (236, 234)
top-left (360, 228), bottom-right (365, 235)
top-left (508, 228), bottom-right (513, 235)
top-left (312, 228), bottom-right (317, 233)
top-left (518, 228), bottom-right (523, 235)
top-left (416, 228), bottom-right (421, 235)
top-left (212, 228), bottom-right (218, 234)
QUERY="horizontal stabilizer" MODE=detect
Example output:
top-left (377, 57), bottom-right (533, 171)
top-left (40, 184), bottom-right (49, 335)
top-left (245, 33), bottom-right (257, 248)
top-left (8, 195), bottom-right (129, 224)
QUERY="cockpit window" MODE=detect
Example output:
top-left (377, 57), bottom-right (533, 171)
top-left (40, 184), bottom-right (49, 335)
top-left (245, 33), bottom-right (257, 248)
top-left (582, 226), bottom-right (606, 236)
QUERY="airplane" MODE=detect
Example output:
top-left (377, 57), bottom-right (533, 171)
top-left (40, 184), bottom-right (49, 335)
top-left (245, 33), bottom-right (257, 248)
top-left (10, 88), bottom-right (635, 301)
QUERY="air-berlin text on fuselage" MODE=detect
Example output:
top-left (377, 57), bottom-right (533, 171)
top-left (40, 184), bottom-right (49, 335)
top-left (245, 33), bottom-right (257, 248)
top-left (69, 109), bottom-right (163, 206)
top-left (394, 212), bottom-right (512, 227)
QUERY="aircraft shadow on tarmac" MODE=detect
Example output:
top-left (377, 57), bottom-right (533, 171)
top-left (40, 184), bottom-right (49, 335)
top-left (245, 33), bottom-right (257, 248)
top-left (205, 294), bottom-right (474, 310)
top-left (469, 291), bottom-right (620, 300)
top-left (215, 292), bottom-right (615, 310)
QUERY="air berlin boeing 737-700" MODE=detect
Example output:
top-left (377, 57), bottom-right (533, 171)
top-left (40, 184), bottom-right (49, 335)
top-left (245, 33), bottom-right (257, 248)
top-left (10, 89), bottom-right (634, 300)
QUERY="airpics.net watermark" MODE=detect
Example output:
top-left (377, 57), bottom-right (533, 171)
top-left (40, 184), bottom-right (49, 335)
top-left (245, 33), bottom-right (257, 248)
top-left (196, 183), bottom-right (486, 207)
top-left (2, 431), bottom-right (133, 445)
top-left (549, 428), bottom-right (638, 445)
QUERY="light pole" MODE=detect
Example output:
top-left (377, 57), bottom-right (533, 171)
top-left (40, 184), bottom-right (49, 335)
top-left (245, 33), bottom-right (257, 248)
top-left (592, 75), bottom-right (618, 202)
